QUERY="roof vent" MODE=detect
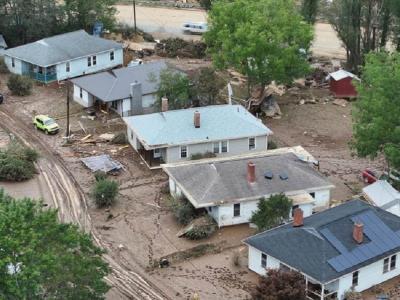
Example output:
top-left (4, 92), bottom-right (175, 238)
top-left (279, 173), bottom-right (288, 180)
top-left (264, 171), bottom-right (273, 180)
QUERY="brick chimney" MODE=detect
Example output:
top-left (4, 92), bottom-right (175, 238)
top-left (194, 111), bottom-right (201, 128)
top-left (161, 97), bottom-right (168, 112)
top-left (247, 162), bottom-right (256, 184)
top-left (293, 208), bottom-right (304, 227)
top-left (353, 223), bottom-right (364, 244)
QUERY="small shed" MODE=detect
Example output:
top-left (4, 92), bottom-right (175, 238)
top-left (326, 70), bottom-right (360, 98)
top-left (363, 180), bottom-right (400, 217)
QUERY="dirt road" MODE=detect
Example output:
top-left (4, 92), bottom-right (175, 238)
top-left (115, 5), bottom-right (346, 58)
top-left (0, 107), bottom-right (170, 300)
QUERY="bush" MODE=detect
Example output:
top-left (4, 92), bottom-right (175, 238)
top-left (184, 222), bottom-right (217, 240)
top-left (111, 132), bottom-right (128, 144)
top-left (268, 140), bottom-right (278, 150)
top-left (7, 74), bottom-right (33, 96)
top-left (156, 38), bottom-right (207, 58)
top-left (190, 152), bottom-right (216, 160)
top-left (94, 171), bottom-right (107, 182)
top-left (0, 57), bottom-right (9, 74)
top-left (93, 179), bottom-right (118, 208)
top-left (169, 197), bottom-right (196, 225)
top-left (0, 142), bottom-right (38, 181)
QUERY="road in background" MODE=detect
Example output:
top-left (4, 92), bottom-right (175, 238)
top-left (116, 5), bottom-right (346, 58)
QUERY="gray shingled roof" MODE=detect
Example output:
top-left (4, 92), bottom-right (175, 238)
top-left (244, 200), bottom-right (400, 283)
top-left (0, 34), bottom-right (7, 49)
top-left (71, 61), bottom-right (169, 101)
top-left (4, 30), bottom-right (122, 67)
top-left (163, 152), bottom-right (333, 207)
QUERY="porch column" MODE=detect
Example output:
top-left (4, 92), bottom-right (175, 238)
top-left (320, 284), bottom-right (325, 300)
top-left (305, 277), bottom-right (308, 295)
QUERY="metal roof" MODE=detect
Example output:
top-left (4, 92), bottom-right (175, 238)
top-left (327, 70), bottom-right (360, 81)
top-left (4, 30), bottom-right (122, 67)
top-left (124, 105), bottom-right (272, 148)
top-left (163, 152), bottom-right (332, 207)
top-left (244, 200), bottom-right (400, 283)
top-left (0, 34), bottom-right (7, 49)
top-left (363, 180), bottom-right (400, 211)
top-left (81, 154), bottom-right (123, 173)
top-left (71, 61), bottom-right (169, 101)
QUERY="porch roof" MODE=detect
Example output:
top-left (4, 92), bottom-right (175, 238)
top-left (244, 200), bottom-right (400, 283)
top-left (4, 30), bottom-right (122, 67)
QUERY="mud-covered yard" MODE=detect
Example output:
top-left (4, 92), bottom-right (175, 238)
top-left (0, 61), bottom-right (386, 299)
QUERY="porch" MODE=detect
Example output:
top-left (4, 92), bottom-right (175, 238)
top-left (306, 280), bottom-right (338, 300)
top-left (138, 148), bottom-right (166, 169)
top-left (28, 65), bottom-right (57, 83)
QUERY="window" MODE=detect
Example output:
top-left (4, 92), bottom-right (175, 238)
top-left (92, 56), bottom-right (97, 66)
top-left (384, 257), bottom-right (390, 273)
top-left (249, 137), bottom-right (256, 150)
top-left (261, 253), bottom-right (267, 268)
top-left (153, 148), bottom-right (161, 158)
top-left (233, 203), bottom-right (240, 217)
top-left (11, 58), bottom-right (15, 68)
top-left (111, 101), bottom-right (118, 110)
top-left (221, 141), bottom-right (228, 153)
top-left (87, 57), bottom-right (92, 67)
top-left (352, 271), bottom-right (359, 286)
top-left (66, 62), bottom-right (70, 72)
top-left (390, 255), bottom-right (397, 271)
top-left (110, 51), bottom-right (114, 61)
top-left (180, 146), bottom-right (188, 158)
top-left (213, 142), bottom-right (220, 154)
top-left (79, 88), bottom-right (83, 99)
top-left (208, 207), bottom-right (212, 213)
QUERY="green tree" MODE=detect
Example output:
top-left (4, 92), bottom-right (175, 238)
top-left (156, 69), bottom-right (191, 110)
top-left (199, 0), bottom-right (213, 10)
top-left (93, 178), bottom-right (119, 208)
top-left (0, 189), bottom-right (110, 299)
top-left (192, 67), bottom-right (225, 105)
top-left (205, 0), bottom-right (313, 94)
top-left (353, 52), bottom-right (400, 170)
top-left (250, 194), bottom-right (292, 231)
top-left (252, 269), bottom-right (306, 300)
top-left (300, 0), bottom-right (319, 24)
top-left (7, 74), bottom-right (33, 96)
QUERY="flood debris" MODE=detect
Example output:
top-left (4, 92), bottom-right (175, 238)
top-left (80, 154), bottom-right (123, 173)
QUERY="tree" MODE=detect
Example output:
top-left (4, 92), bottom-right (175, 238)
top-left (156, 69), bottom-right (191, 110)
top-left (199, 0), bottom-right (213, 10)
top-left (205, 0), bottom-right (313, 94)
top-left (251, 269), bottom-right (306, 300)
top-left (300, 0), bottom-right (319, 24)
top-left (191, 67), bottom-right (225, 105)
top-left (327, 0), bottom-right (392, 73)
top-left (0, 189), bottom-right (110, 299)
top-left (250, 194), bottom-right (292, 231)
top-left (353, 52), bottom-right (400, 170)
top-left (93, 178), bottom-right (119, 208)
top-left (7, 74), bottom-right (33, 96)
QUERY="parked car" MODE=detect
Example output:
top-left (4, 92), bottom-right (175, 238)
top-left (182, 22), bottom-right (208, 34)
top-left (362, 169), bottom-right (379, 184)
top-left (0, 93), bottom-right (4, 104)
top-left (33, 115), bottom-right (59, 134)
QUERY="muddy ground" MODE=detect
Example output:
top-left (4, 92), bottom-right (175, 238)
top-left (0, 57), bottom-right (385, 299)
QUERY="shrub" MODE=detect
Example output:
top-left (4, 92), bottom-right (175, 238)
top-left (93, 179), bottom-right (118, 208)
top-left (184, 223), bottom-right (217, 240)
top-left (190, 152), bottom-right (216, 160)
top-left (0, 142), bottom-right (38, 181)
top-left (268, 140), bottom-right (278, 150)
top-left (94, 171), bottom-right (107, 182)
top-left (156, 38), bottom-right (207, 58)
top-left (111, 132), bottom-right (128, 144)
top-left (0, 57), bottom-right (9, 74)
top-left (7, 74), bottom-right (33, 96)
top-left (169, 197), bottom-right (196, 225)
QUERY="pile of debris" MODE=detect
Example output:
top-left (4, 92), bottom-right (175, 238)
top-left (177, 215), bottom-right (217, 240)
top-left (155, 38), bottom-right (207, 59)
top-left (246, 83), bottom-right (285, 118)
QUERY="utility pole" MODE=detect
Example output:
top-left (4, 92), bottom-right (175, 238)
top-left (133, 0), bottom-right (137, 33)
top-left (66, 80), bottom-right (70, 138)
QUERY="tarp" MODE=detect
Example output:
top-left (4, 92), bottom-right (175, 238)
top-left (81, 154), bottom-right (123, 173)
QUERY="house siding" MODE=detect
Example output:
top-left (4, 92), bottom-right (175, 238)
top-left (314, 189), bottom-right (331, 208)
top-left (4, 56), bottom-right (23, 74)
top-left (165, 135), bottom-right (268, 164)
top-left (56, 48), bottom-right (123, 80)
top-left (248, 246), bottom-right (281, 276)
top-left (73, 85), bottom-right (93, 107)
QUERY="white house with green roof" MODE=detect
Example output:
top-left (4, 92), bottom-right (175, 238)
top-left (4, 30), bottom-right (123, 83)
top-left (123, 104), bottom-right (272, 168)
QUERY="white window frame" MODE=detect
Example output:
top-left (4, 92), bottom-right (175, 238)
top-left (352, 270), bottom-right (359, 286)
top-left (390, 255), bottom-right (397, 271)
top-left (66, 62), bottom-right (70, 72)
top-left (11, 58), bottom-right (15, 68)
top-left (233, 203), bottom-right (240, 217)
top-left (249, 137), bottom-right (256, 151)
top-left (110, 51), bottom-right (114, 61)
top-left (213, 141), bottom-right (229, 154)
top-left (153, 148), bottom-right (161, 158)
top-left (221, 140), bottom-right (228, 153)
top-left (213, 142), bottom-right (220, 154)
top-left (92, 55), bottom-right (97, 66)
top-left (180, 145), bottom-right (188, 158)
top-left (261, 253), bottom-right (267, 268)
top-left (79, 88), bottom-right (83, 99)
top-left (87, 56), bottom-right (92, 67)
top-left (384, 257), bottom-right (390, 273)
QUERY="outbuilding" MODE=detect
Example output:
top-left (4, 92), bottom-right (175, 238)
top-left (327, 70), bottom-right (360, 98)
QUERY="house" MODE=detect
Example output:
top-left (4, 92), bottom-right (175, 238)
top-left (244, 199), bottom-right (400, 300)
top-left (70, 61), bottom-right (170, 117)
top-left (327, 70), bottom-right (360, 98)
top-left (3, 30), bottom-right (123, 83)
top-left (0, 34), bottom-right (7, 52)
top-left (124, 104), bottom-right (272, 168)
top-left (162, 147), bottom-right (334, 227)
top-left (363, 180), bottom-right (400, 217)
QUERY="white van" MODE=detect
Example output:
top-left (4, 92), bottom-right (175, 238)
top-left (182, 22), bottom-right (208, 34)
